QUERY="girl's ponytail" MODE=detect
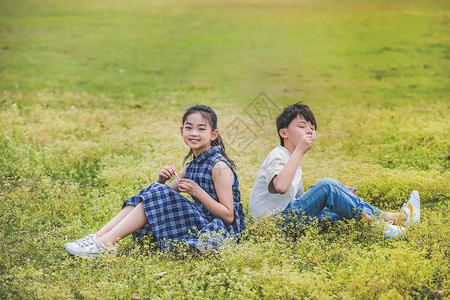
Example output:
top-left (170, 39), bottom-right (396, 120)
top-left (211, 133), bottom-right (236, 168)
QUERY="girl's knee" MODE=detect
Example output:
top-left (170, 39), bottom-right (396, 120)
top-left (152, 183), bottom-right (185, 201)
top-left (152, 183), bottom-right (174, 193)
top-left (140, 182), bottom-right (162, 193)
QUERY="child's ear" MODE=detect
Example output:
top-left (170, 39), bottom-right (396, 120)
top-left (180, 126), bottom-right (183, 136)
top-left (211, 129), bottom-right (219, 141)
top-left (279, 128), bottom-right (287, 139)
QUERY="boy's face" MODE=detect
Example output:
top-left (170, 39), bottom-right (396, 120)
top-left (280, 114), bottom-right (316, 148)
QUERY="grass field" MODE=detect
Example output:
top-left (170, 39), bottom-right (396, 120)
top-left (1, 0), bottom-right (449, 298)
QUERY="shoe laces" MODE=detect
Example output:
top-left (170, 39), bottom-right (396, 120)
top-left (75, 235), bottom-right (95, 247)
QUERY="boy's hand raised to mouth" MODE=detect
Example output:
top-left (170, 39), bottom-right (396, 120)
top-left (295, 135), bottom-right (315, 155)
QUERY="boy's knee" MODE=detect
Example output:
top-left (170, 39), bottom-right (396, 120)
top-left (317, 178), bottom-right (337, 186)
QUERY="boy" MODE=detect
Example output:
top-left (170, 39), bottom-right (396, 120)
top-left (248, 103), bottom-right (420, 237)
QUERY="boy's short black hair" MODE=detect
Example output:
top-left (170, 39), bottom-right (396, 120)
top-left (276, 102), bottom-right (317, 146)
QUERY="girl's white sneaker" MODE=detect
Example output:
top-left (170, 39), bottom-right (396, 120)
top-left (63, 234), bottom-right (96, 250)
top-left (64, 234), bottom-right (115, 258)
top-left (402, 190), bottom-right (420, 227)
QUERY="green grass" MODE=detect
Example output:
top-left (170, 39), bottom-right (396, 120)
top-left (1, 0), bottom-right (449, 298)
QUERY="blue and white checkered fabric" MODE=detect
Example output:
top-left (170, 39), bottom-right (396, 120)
top-left (123, 146), bottom-right (245, 251)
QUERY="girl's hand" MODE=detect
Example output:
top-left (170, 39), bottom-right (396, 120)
top-left (178, 179), bottom-right (204, 198)
top-left (157, 166), bottom-right (177, 183)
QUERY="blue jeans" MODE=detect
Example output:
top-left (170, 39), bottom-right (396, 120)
top-left (282, 178), bottom-right (380, 225)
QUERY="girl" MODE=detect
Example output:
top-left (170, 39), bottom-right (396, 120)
top-left (64, 105), bottom-right (245, 257)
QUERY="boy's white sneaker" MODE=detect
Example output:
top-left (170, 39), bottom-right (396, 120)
top-left (376, 221), bottom-right (406, 239)
top-left (64, 234), bottom-right (115, 258)
top-left (402, 190), bottom-right (420, 227)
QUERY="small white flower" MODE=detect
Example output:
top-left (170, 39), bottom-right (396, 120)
top-left (12, 103), bottom-right (16, 108)
top-left (119, 69), bottom-right (125, 73)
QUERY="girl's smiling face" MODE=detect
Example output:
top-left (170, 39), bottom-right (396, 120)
top-left (181, 111), bottom-right (219, 156)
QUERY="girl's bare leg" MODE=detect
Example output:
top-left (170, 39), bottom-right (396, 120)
top-left (98, 202), bottom-right (148, 246)
top-left (96, 205), bottom-right (135, 238)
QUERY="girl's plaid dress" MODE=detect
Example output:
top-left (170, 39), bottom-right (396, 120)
top-left (123, 146), bottom-right (245, 251)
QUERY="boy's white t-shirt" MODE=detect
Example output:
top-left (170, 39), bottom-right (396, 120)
top-left (249, 145), bottom-right (304, 217)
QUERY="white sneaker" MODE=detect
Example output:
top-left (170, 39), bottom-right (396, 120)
top-left (376, 221), bottom-right (406, 239)
top-left (64, 234), bottom-right (115, 258)
top-left (63, 234), bottom-right (96, 250)
top-left (402, 190), bottom-right (420, 227)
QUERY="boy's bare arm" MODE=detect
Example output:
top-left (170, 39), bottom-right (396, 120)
top-left (271, 137), bottom-right (313, 194)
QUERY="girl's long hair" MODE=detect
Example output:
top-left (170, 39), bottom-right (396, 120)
top-left (182, 105), bottom-right (236, 168)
